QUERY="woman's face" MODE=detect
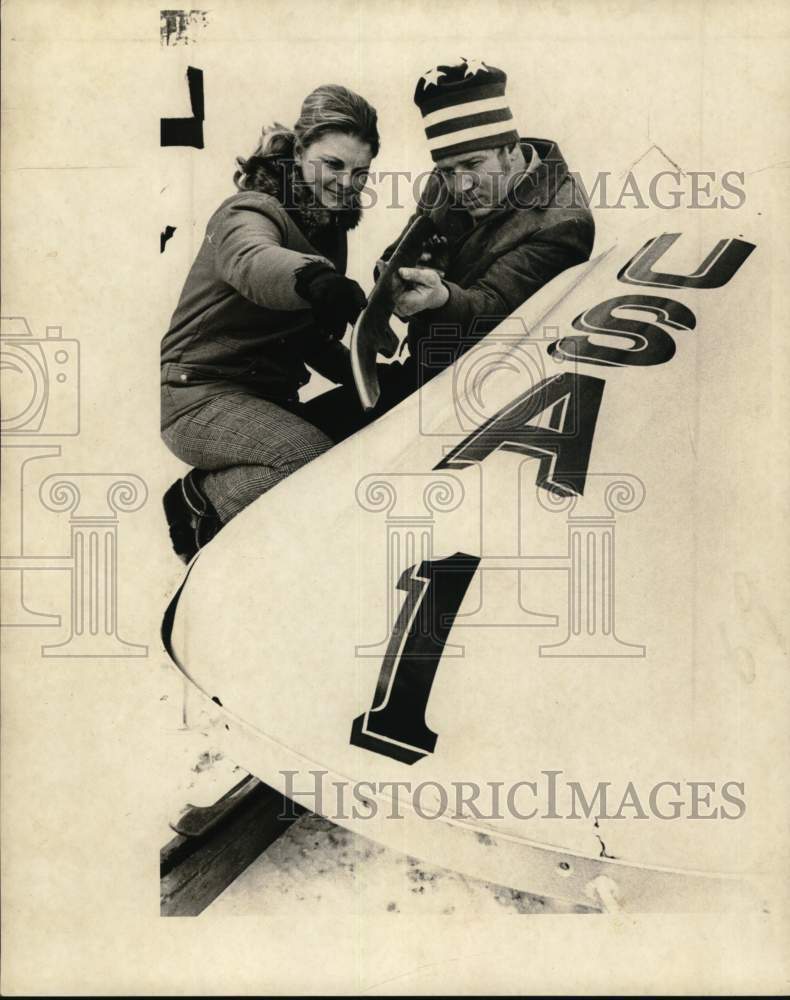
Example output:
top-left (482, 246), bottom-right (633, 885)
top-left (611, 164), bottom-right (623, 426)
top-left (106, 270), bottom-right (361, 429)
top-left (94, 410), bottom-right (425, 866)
top-left (295, 132), bottom-right (373, 210)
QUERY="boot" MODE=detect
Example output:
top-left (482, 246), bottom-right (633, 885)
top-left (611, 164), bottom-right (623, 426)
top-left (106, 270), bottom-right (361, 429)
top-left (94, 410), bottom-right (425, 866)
top-left (163, 470), bottom-right (222, 563)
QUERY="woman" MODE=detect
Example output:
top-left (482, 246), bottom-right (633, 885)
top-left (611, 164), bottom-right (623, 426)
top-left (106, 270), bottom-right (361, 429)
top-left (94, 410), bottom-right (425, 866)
top-left (161, 85), bottom-right (377, 561)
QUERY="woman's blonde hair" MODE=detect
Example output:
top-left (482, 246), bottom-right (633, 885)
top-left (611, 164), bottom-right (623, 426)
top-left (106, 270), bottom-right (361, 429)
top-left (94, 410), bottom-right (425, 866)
top-left (235, 84), bottom-right (379, 191)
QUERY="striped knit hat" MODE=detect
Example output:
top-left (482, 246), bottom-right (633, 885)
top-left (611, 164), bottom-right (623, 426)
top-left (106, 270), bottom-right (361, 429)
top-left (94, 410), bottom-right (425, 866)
top-left (414, 58), bottom-right (519, 162)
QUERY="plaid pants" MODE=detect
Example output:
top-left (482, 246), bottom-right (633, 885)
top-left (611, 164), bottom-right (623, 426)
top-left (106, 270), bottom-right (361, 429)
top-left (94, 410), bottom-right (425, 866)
top-left (161, 389), bottom-right (335, 523)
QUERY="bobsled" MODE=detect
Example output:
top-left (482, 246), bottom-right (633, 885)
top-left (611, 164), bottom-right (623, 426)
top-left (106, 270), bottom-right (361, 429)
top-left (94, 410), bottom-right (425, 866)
top-left (164, 204), bottom-right (780, 912)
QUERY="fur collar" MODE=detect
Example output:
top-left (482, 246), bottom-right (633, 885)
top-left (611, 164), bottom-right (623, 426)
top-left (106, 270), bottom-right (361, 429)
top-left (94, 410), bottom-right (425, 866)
top-left (251, 156), bottom-right (362, 237)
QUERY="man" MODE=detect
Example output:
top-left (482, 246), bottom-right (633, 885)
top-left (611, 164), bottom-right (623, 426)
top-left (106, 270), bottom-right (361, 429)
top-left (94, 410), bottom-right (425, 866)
top-left (303, 57), bottom-right (595, 437)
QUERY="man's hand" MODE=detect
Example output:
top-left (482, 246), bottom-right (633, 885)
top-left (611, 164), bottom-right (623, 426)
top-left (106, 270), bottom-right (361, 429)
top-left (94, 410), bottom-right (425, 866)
top-left (392, 266), bottom-right (450, 318)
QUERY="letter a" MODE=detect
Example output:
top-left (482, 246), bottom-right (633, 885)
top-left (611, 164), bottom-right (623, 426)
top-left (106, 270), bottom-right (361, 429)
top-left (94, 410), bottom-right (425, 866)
top-left (434, 372), bottom-right (605, 497)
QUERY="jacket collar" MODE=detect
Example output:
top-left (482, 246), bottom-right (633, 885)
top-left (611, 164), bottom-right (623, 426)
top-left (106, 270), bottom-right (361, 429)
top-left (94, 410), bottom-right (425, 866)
top-left (246, 155), bottom-right (362, 234)
top-left (508, 138), bottom-right (569, 210)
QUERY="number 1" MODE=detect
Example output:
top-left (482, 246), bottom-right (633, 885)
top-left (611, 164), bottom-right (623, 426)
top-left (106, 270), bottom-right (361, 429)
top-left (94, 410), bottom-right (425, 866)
top-left (350, 553), bottom-right (479, 764)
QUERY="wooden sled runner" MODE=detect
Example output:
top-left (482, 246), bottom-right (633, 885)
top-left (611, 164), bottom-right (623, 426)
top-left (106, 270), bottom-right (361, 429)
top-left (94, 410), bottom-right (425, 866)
top-left (351, 170), bottom-right (443, 409)
top-left (350, 213), bottom-right (435, 410)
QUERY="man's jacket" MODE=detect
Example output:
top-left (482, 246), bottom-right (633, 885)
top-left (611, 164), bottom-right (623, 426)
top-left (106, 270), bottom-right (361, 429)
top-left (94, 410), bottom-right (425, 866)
top-left (382, 138), bottom-right (595, 373)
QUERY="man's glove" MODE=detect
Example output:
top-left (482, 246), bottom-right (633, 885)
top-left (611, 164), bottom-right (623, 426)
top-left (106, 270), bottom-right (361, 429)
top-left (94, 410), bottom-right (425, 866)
top-left (295, 262), bottom-right (367, 340)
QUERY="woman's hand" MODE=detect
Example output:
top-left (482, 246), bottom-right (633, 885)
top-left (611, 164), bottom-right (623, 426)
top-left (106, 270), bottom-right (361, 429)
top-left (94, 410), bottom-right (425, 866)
top-left (295, 263), bottom-right (367, 339)
top-left (392, 266), bottom-right (450, 318)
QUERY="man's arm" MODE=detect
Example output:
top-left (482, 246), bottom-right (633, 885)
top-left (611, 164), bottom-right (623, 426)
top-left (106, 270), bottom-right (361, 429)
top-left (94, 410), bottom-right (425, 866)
top-left (397, 217), bottom-right (595, 334)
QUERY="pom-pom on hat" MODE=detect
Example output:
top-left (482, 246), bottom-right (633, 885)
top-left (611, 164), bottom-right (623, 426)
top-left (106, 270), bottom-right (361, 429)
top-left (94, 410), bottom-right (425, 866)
top-left (414, 58), bottom-right (519, 162)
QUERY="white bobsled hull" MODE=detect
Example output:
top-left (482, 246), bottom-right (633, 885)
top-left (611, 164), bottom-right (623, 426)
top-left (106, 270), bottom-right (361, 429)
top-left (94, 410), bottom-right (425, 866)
top-left (166, 207), bottom-right (783, 911)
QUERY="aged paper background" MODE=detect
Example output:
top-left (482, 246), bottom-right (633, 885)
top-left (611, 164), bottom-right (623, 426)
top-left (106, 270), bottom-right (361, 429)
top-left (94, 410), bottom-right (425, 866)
top-left (2, 0), bottom-right (789, 993)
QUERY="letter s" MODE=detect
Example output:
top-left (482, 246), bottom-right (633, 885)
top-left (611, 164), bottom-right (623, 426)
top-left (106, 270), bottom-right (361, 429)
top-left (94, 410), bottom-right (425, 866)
top-left (720, 780), bottom-right (746, 820)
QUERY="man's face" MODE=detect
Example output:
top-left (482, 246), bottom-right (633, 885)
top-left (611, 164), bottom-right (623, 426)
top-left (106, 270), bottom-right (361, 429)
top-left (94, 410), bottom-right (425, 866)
top-left (435, 146), bottom-right (512, 218)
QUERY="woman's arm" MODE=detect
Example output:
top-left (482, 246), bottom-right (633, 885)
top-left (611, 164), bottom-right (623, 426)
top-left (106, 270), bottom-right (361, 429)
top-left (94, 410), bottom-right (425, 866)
top-left (211, 194), bottom-right (332, 311)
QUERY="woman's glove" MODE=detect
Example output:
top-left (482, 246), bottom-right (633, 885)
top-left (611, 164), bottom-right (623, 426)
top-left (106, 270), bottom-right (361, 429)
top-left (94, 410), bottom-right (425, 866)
top-left (295, 262), bottom-right (367, 340)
